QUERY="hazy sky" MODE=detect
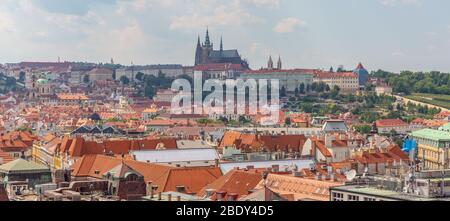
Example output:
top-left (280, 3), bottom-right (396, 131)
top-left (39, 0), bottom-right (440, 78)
top-left (1, 0), bottom-right (450, 72)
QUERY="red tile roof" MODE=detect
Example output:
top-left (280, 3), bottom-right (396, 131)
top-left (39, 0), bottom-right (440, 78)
top-left (194, 63), bottom-right (246, 71)
top-left (314, 71), bottom-right (358, 79)
top-left (59, 137), bottom-right (178, 157)
top-left (243, 69), bottom-right (318, 74)
top-left (0, 150), bottom-right (13, 164)
top-left (71, 154), bottom-right (222, 194)
top-left (257, 174), bottom-right (344, 201)
top-left (197, 169), bottom-right (263, 199)
top-left (375, 119), bottom-right (409, 127)
top-left (259, 135), bottom-right (307, 152)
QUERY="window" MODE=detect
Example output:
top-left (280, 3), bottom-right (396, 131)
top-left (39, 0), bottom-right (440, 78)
top-left (347, 195), bottom-right (360, 201)
top-left (363, 197), bottom-right (376, 201)
top-left (332, 192), bottom-right (344, 201)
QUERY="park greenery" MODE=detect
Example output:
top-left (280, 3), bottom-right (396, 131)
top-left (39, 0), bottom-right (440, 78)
top-left (371, 70), bottom-right (450, 95)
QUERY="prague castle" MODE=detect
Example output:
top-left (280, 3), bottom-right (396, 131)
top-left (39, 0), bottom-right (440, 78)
top-left (195, 28), bottom-right (249, 69)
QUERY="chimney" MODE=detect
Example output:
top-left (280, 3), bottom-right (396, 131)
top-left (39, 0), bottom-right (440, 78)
top-left (293, 171), bottom-right (302, 177)
top-left (271, 164), bottom-right (280, 172)
top-left (205, 189), bottom-right (216, 198)
top-left (157, 192), bottom-right (162, 201)
top-left (324, 134), bottom-right (334, 148)
top-left (216, 191), bottom-right (227, 201)
top-left (168, 193), bottom-right (172, 202)
top-left (146, 182), bottom-right (153, 197)
top-left (176, 185), bottom-right (186, 193)
top-left (227, 193), bottom-right (239, 201)
top-left (177, 196), bottom-right (181, 201)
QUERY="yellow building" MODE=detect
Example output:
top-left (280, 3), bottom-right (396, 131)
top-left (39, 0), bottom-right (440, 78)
top-left (313, 71), bottom-right (359, 93)
top-left (411, 129), bottom-right (450, 170)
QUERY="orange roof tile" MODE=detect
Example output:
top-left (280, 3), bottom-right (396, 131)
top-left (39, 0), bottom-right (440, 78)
top-left (71, 154), bottom-right (222, 194)
top-left (197, 169), bottom-right (262, 199)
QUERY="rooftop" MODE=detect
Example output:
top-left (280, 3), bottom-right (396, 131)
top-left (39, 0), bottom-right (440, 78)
top-left (331, 185), bottom-right (450, 201)
top-left (411, 128), bottom-right (450, 142)
top-left (0, 158), bottom-right (50, 174)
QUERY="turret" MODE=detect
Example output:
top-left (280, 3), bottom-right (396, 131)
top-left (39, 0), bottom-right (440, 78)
top-left (277, 56), bottom-right (282, 70)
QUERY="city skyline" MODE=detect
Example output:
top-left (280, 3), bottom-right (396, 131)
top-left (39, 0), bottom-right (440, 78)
top-left (1, 0), bottom-right (450, 72)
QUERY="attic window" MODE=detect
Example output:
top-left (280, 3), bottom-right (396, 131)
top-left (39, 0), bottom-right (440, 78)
top-left (94, 170), bottom-right (100, 175)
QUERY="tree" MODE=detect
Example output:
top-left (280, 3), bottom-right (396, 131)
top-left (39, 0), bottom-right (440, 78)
top-left (157, 70), bottom-right (165, 78)
top-left (389, 129), bottom-right (398, 138)
top-left (83, 75), bottom-right (90, 84)
top-left (120, 76), bottom-right (130, 85)
top-left (90, 113), bottom-right (101, 122)
top-left (396, 103), bottom-right (402, 112)
top-left (294, 87), bottom-right (299, 97)
top-left (299, 83), bottom-right (305, 94)
top-left (330, 85), bottom-right (340, 98)
top-left (280, 87), bottom-right (287, 97)
top-left (354, 125), bottom-right (372, 134)
top-left (136, 72), bottom-right (145, 81)
top-left (285, 117), bottom-right (291, 126)
top-left (19, 71), bottom-right (26, 82)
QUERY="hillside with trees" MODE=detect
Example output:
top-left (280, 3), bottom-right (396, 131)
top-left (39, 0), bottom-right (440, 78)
top-left (371, 70), bottom-right (450, 95)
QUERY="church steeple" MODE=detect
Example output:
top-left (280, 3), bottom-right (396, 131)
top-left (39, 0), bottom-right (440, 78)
top-left (277, 55), bottom-right (282, 70)
top-left (220, 36), bottom-right (223, 52)
top-left (268, 56), bottom-right (274, 70)
top-left (204, 27), bottom-right (211, 48)
top-left (197, 35), bottom-right (201, 47)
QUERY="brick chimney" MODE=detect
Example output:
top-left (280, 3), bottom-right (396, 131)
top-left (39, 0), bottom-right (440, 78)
top-left (271, 164), bottom-right (280, 172)
top-left (216, 191), bottom-right (227, 201)
top-left (227, 193), bottom-right (239, 201)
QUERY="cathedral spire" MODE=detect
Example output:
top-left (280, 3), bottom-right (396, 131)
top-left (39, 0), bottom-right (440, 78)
top-left (197, 35), bottom-right (201, 47)
top-left (268, 55), bottom-right (274, 70)
top-left (220, 36), bottom-right (223, 52)
top-left (204, 27), bottom-right (211, 47)
top-left (277, 55), bottom-right (282, 70)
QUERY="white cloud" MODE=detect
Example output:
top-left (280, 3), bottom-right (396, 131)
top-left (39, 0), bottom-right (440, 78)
top-left (391, 51), bottom-right (406, 57)
top-left (239, 0), bottom-right (281, 8)
top-left (379, 0), bottom-right (421, 7)
top-left (170, 2), bottom-right (263, 30)
top-left (273, 17), bottom-right (307, 33)
top-left (0, 12), bottom-right (15, 33)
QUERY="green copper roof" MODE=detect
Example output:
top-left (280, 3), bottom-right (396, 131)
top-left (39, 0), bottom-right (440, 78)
top-left (411, 129), bottom-right (450, 142)
top-left (36, 78), bottom-right (49, 85)
top-left (0, 158), bottom-right (50, 174)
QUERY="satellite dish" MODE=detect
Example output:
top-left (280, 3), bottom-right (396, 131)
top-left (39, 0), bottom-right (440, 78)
top-left (345, 170), bottom-right (357, 181)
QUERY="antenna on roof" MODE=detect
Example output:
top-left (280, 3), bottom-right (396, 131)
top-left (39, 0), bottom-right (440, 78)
top-left (345, 170), bottom-right (357, 182)
top-left (362, 167), bottom-right (368, 178)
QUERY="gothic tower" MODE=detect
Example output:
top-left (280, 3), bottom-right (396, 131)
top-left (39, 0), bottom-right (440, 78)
top-left (277, 56), bottom-right (282, 70)
top-left (268, 56), bottom-right (274, 70)
top-left (195, 35), bottom-right (202, 65)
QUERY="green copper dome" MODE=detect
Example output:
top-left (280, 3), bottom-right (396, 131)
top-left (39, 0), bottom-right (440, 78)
top-left (36, 78), bottom-right (49, 85)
